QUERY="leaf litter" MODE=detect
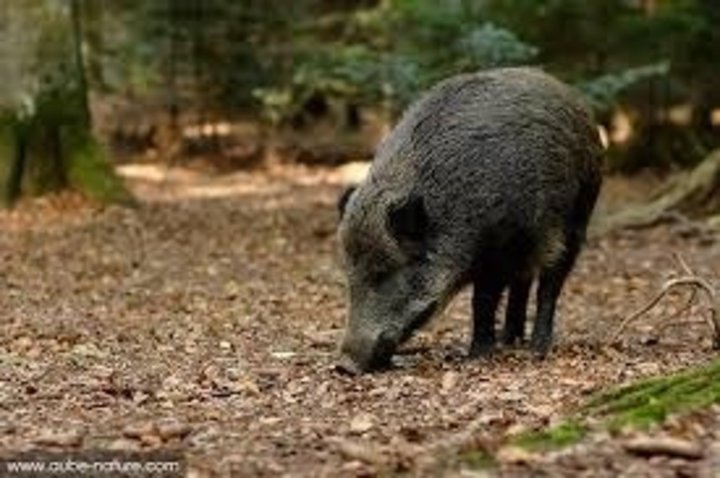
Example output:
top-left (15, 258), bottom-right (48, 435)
top-left (0, 164), bottom-right (719, 476)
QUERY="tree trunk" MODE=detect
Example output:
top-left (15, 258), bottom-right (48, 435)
top-left (0, 0), bottom-right (132, 208)
top-left (3, 122), bottom-right (27, 206)
top-left (70, 0), bottom-right (91, 128)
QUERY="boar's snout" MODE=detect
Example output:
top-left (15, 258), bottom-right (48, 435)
top-left (335, 354), bottom-right (363, 376)
top-left (335, 328), bottom-right (396, 375)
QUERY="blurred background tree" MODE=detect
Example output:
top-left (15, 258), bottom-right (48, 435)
top-left (0, 0), bottom-right (130, 206)
top-left (1, 0), bottom-right (719, 205)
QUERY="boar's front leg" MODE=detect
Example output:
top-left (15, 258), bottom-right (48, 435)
top-left (469, 276), bottom-right (506, 357)
top-left (502, 275), bottom-right (532, 346)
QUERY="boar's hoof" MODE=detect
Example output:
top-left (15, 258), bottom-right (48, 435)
top-left (529, 336), bottom-right (552, 359)
top-left (468, 342), bottom-right (495, 359)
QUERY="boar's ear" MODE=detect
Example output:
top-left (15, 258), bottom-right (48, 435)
top-left (337, 185), bottom-right (358, 219)
top-left (388, 195), bottom-right (428, 244)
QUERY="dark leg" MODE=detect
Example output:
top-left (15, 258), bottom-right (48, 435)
top-left (469, 276), bottom-right (506, 357)
top-left (502, 275), bottom-right (532, 346)
top-left (530, 238), bottom-right (581, 357)
top-left (531, 167), bottom-right (599, 356)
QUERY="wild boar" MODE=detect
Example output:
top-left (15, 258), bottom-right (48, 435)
top-left (336, 67), bottom-right (602, 374)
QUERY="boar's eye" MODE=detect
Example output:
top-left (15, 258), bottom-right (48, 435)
top-left (367, 266), bottom-right (392, 285)
top-left (387, 195), bottom-right (428, 246)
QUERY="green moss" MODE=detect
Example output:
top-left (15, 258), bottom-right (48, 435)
top-left (461, 450), bottom-right (497, 469)
top-left (512, 421), bottom-right (587, 451)
top-left (584, 372), bottom-right (688, 411)
top-left (63, 128), bottom-right (135, 205)
top-left (487, 359), bottom-right (720, 463)
top-left (500, 360), bottom-right (720, 457)
top-left (585, 360), bottom-right (720, 431)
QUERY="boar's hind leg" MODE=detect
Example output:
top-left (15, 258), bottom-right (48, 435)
top-left (502, 275), bottom-right (532, 346)
top-left (469, 276), bottom-right (506, 357)
top-left (530, 236), bottom-right (581, 357)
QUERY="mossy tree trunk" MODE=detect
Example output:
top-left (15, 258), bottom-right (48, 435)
top-left (1, 118), bottom-right (29, 206)
top-left (0, 0), bottom-right (132, 208)
top-left (0, 90), bottom-right (133, 208)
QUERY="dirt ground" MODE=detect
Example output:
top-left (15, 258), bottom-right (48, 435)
top-left (1, 164), bottom-right (719, 477)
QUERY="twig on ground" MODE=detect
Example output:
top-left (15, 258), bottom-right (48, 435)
top-left (623, 436), bottom-right (703, 459)
top-left (608, 254), bottom-right (719, 348)
top-left (674, 253), bottom-right (693, 276)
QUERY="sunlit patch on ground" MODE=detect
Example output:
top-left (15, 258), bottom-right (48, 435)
top-left (116, 162), bottom-right (371, 202)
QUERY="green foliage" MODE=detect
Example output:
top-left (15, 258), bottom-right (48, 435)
top-left (69, 0), bottom-right (720, 169)
top-left (9, 0), bottom-right (719, 171)
top-left (254, 45), bottom-right (422, 125)
top-left (578, 62), bottom-right (671, 113)
top-left (456, 23), bottom-right (538, 70)
top-left (481, 1), bottom-right (619, 75)
top-left (256, 1), bottom-right (540, 125)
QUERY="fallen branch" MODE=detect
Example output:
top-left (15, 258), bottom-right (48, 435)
top-left (609, 255), bottom-right (719, 348)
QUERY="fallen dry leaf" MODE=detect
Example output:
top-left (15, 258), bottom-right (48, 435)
top-left (349, 412), bottom-right (375, 434)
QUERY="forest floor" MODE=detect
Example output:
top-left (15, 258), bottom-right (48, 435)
top-left (1, 162), bottom-right (719, 477)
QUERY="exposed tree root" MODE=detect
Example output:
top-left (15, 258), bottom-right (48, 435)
top-left (608, 254), bottom-right (719, 348)
top-left (595, 149), bottom-right (720, 234)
